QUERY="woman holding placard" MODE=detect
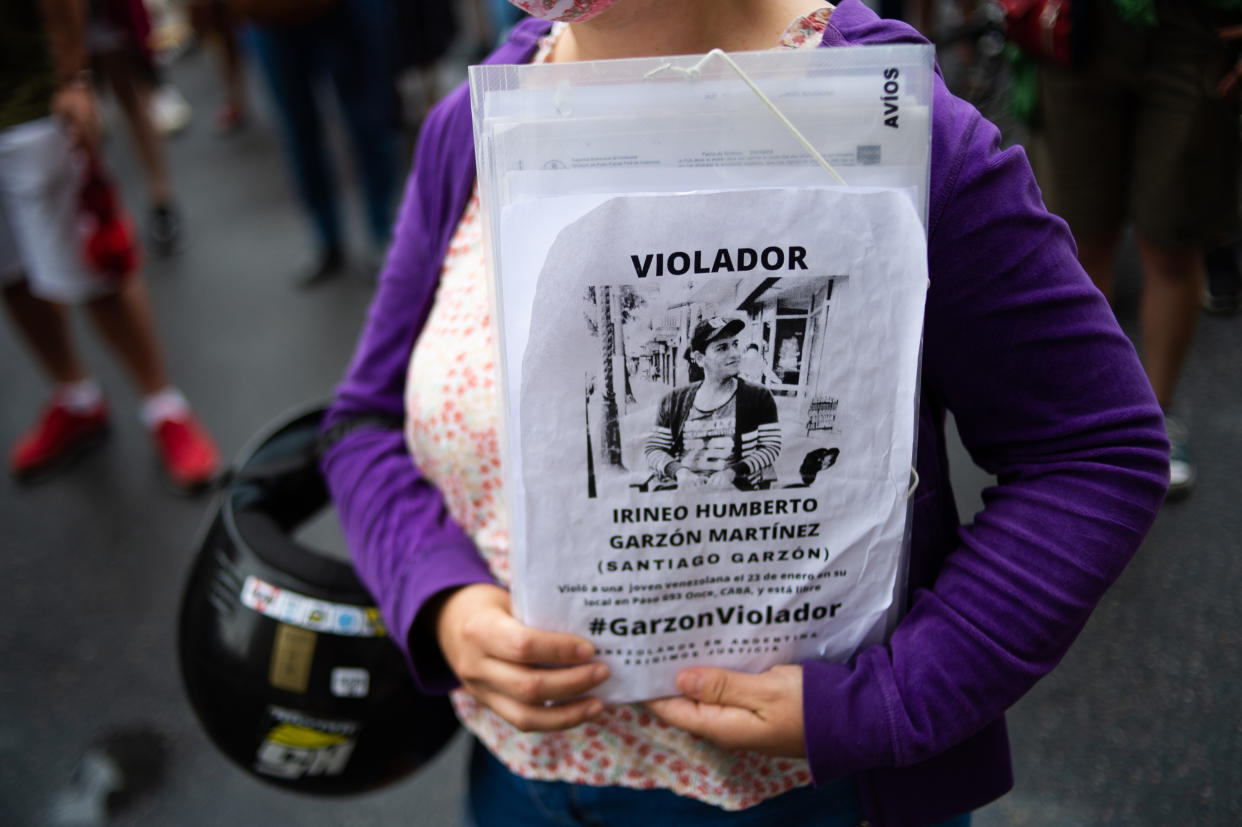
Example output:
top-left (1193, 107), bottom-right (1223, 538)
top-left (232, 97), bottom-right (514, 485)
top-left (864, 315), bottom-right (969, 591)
top-left (321, 2), bottom-right (1168, 824)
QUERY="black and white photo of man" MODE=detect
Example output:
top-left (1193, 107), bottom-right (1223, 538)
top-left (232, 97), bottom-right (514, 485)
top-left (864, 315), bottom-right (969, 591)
top-left (644, 316), bottom-right (781, 490)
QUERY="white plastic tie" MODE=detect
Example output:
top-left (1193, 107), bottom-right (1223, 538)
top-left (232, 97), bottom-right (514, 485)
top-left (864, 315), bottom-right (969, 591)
top-left (644, 48), bottom-right (847, 185)
top-left (906, 467), bottom-right (920, 500)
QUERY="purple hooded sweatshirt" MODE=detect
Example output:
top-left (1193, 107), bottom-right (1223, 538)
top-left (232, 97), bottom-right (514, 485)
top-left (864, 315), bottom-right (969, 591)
top-left (321, 3), bottom-right (1169, 824)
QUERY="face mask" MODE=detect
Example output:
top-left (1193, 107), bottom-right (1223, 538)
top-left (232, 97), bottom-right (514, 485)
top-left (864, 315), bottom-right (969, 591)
top-left (507, 0), bottom-right (623, 23)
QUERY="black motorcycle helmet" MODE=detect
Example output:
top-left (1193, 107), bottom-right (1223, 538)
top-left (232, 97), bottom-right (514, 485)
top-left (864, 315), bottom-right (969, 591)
top-left (178, 402), bottom-right (458, 795)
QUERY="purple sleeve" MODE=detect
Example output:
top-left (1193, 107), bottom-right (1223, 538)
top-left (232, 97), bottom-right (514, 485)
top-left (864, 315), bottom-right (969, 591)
top-left (802, 3), bottom-right (1168, 782)
top-left (319, 17), bottom-right (549, 695)
top-left (319, 93), bottom-right (497, 694)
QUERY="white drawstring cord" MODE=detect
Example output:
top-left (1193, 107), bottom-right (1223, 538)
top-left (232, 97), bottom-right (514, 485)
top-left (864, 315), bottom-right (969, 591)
top-left (644, 48), bottom-right (847, 185)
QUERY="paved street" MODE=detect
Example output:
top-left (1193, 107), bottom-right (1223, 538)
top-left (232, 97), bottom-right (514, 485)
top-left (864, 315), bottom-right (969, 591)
top-left (2, 40), bottom-right (1240, 827)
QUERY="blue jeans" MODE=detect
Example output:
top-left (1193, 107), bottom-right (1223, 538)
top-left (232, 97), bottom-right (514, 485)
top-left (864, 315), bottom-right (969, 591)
top-left (246, 0), bottom-right (397, 254)
top-left (467, 740), bottom-right (972, 827)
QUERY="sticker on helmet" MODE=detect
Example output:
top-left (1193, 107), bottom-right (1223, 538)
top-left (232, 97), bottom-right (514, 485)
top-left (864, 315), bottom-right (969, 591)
top-left (330, 667), bottom-right (371, 698)
top-left (269, 623), bottom-right (317, 693)
top-left (240, 575), bottom-right (387, 636)
top-left (254, 707), bottom-right (360, 780)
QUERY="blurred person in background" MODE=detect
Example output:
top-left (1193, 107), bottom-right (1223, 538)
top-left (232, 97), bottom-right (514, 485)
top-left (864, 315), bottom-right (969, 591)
top-left (1204, 237), bottom-right (1242, 314)
top-left (87, 0), bottom-right (187, 254)
top-left (2, 0), bottom-right (220, 490)
top-left (460, 0), bottom-right (528, 60)
top-left (878, 0), bottom-right (930, 31)
top-left (234, 0), bottom-right (399, 288)
top-left (489, 0), bottom-right (526, 30)
top-left (1202, 19), bottom-right (1242, 316)
top-left (1032, 0), bottom-right (1242, 498)
top-left (142, 0), bottom-right (198, 135)
top-left (188, 0), bottom-right (249, 134)
top-left (394, 0), bottom-right (459, 137)
top-left (873, 0), bottom-right (971, 36)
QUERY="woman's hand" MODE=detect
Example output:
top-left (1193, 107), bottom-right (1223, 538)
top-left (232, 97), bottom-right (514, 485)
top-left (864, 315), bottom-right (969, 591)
top-left (435, 583), bottom-right (609, 731)
top-left (644, 664), bottom-right (806, 758)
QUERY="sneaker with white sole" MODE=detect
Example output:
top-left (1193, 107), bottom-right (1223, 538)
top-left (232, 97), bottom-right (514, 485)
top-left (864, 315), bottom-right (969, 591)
top-left (1165, 415), bottom-right (1195, 499)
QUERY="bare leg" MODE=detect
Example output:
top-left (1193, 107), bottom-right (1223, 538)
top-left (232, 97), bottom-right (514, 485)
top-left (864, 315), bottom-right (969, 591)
top-left (192, 0), bottom-right (248, 125)
top-left (2, 281), bottom-right (88, 384)
top-left (1073, 231), bottom-right (1122, 303)
top-left (82, 278), bottom-right (170, 396)
top-left (85, 278), bottom-right (219, 486)
top-left (96, 50), bottom-right (173, 207)
top-left (1136, 238), bottom-right (1203, 410)
top-left (217, 5), bottom-right (247, 117)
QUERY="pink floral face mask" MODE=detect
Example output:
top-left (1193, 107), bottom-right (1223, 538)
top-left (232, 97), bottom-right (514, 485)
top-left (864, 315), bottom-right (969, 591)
top-left (507, 0), bottom-right (624, 22)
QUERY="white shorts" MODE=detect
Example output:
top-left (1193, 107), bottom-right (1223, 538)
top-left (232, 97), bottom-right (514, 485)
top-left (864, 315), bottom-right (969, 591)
top-left (0, 117), bottom-right (115, 303)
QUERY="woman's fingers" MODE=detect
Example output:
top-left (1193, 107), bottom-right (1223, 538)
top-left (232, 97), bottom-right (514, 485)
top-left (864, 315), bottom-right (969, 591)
top-left (460, 655), bottom-right (608, 731)
top-left (436, 583), bottom-right (610, 732)
top-left (644, 665), bottom-right (806, 757)
top-left (441, 584), bottom-right (596, 667)
top-left (472, 658), bottom-right (609, 705)
top-left (676, 664), bottom-right (785, 706)
top-left (480, 692), bottom-right (605, 733)
top-left (467, 606), bottom-right (596, 665)
top-left (645, 696), bottom-right (758, 748)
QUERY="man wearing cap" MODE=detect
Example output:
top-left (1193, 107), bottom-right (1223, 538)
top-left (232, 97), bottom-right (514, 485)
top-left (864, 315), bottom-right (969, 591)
top-left (645, 316), bottom-right (781, 490)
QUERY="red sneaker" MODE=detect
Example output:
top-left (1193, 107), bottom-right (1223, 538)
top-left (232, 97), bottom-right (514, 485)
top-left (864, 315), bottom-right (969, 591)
top-left (152, 414), bottom-right (221, 491)
top-left (10, 399), bottom-right (110, 480)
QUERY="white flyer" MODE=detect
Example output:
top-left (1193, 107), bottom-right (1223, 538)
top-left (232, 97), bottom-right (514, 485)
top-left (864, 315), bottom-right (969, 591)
top-left (503, 186), bottom-right (927, 702)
